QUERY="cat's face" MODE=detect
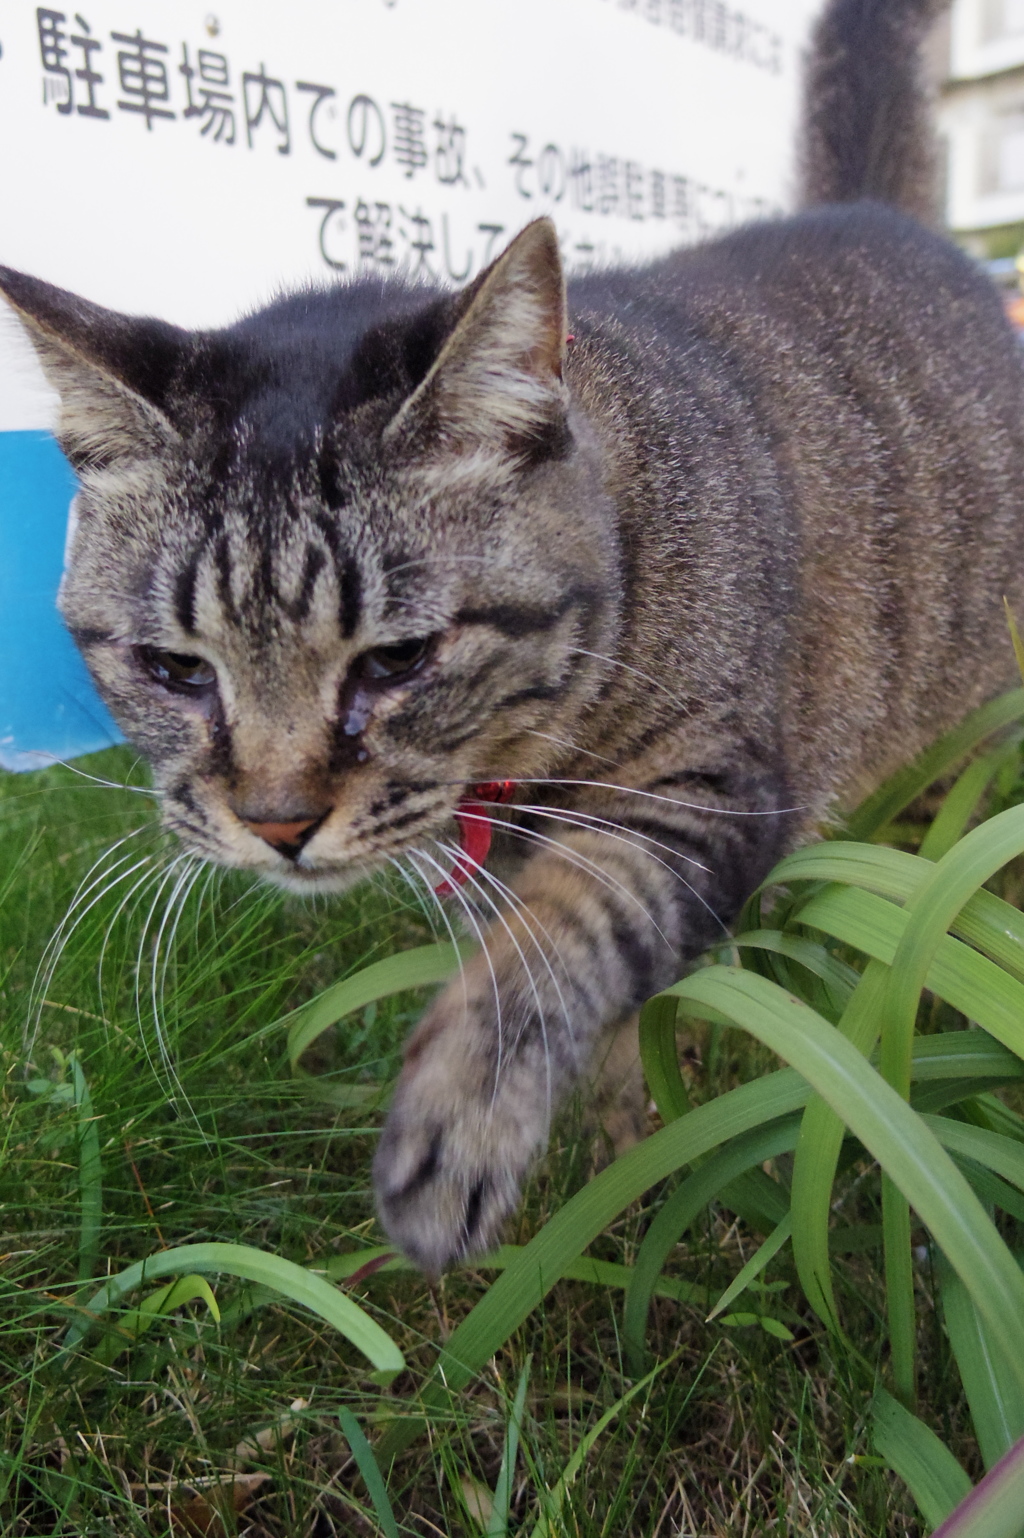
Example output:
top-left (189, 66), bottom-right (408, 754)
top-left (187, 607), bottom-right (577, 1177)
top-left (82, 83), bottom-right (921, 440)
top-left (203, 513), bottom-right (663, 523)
top-left (0, 222), bottom-right (619, 892)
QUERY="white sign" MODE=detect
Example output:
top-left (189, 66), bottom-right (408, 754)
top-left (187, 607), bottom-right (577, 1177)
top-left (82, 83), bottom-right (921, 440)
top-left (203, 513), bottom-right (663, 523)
top-left (0, 0), bottom-right (819, 423)
top-left (0, 0), bottom-right (820, 769)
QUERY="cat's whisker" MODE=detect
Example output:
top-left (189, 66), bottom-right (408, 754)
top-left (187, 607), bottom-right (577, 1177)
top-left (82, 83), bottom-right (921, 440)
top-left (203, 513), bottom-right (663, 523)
top-left (432, 839), bottom-right (546, 999)
top-left (389, 855), bottom-right (471, 1024)
top-left (438, 838), bottom-right (578, 1072)
top-left (460, 853), bottom-right (576, 1000)
top-left (95, 855), bottom-right (175, 1014)
top-left (521, 728), bottom-right (623, 770)
top-left (427, 772), bottom-right (798, 821)
top-left (566, 647), bottom-right (696, 717)
top-left (431, 830), bottom-right (573, 995)
top-left (383, 855), bottom-right (437, 936)
top-left (189, 863), bottom-right (221, 953)
top-left (406, 846), bottom-right (506, 1101)
top-left (376, 553), bottom-right (496, 580)
top-left (394, 872), bottom-right (438, 930)
top-left (48, 836), bottom-right (151, 951)
top-left (210, 868), bottom-right (265, 924)
top-left (47, 822), bottom-right (156, 929)
top-left (153, 868), bottom-right (188, 1036)
top-left (28, 756), bottom-right (161, 797)
top-left (24, 827), bottom-right (161, 1056)
top-left (512, 800), bottom-right (711, 873)
top-left (150, 856), bottom-right (209, 1137)
top-left (432, 840), bottom-right (556, 1122)
top-left (132, 854), bottom-right (194, 1104)
top-left (498, 804), bottom-right (730, 938)
top-left (472, 815), bottom-right (678, 949)
top-left (501, 777), bottom-right (807, 820)
top-left (153, 856), bottom-right (203, 1049)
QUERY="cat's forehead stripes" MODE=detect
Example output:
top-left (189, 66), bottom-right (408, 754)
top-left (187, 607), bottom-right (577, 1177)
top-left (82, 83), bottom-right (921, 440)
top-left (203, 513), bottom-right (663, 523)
top-left (173, 554), bottom-right (201, 637)
top-left (311, 512), bottom-right (363, 639)
top-left (170, 518), bottom-right (367, 646)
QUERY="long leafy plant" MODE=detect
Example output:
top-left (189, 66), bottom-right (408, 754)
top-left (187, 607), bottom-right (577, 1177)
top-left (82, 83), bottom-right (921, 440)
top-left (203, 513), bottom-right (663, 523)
top-left (55, 681), bottom-right (1024, 1534)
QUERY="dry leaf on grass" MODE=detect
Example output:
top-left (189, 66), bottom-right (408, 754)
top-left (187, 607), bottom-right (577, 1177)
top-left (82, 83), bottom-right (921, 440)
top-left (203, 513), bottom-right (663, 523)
top-left (170, 1471), bottom-right (272, 1535)
top-left (233, 1396), bottom-right (309, 1465)
top-left (460, 1473), bottom-right (495, 1526)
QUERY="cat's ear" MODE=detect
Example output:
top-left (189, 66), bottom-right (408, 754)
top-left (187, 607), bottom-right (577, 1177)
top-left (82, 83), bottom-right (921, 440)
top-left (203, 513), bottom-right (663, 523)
top-left (385, 217), bottom-right (568, 461)
top-left (0, 266), bottom-right (186, 470)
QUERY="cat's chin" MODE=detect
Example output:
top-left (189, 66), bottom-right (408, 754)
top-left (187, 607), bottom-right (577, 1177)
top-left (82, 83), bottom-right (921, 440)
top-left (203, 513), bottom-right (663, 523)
top-left (254, 864), bottom-right (369, 897)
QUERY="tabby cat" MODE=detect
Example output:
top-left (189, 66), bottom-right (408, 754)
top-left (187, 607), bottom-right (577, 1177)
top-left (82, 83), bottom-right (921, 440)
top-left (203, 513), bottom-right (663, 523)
top-left (3, 0), bottom-right (1021, 1273)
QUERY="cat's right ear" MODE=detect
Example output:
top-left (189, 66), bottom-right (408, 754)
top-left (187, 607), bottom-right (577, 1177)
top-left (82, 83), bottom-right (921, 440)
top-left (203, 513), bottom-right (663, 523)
top-left (383, 218), bottom-right (568, 466)
top-left (0, 266), bottom-right (186, 470)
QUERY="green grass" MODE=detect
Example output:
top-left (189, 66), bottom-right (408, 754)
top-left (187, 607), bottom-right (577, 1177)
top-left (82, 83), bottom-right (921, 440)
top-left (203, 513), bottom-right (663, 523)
top-left (7, 717), bottom-right (1024, 1536)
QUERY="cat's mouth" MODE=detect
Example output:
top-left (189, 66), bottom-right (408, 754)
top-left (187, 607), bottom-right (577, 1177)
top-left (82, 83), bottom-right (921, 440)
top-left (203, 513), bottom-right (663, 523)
top-left (431, 780), bottom-right (516, 897)
top-left (222, 779), bottom-right (517, 898)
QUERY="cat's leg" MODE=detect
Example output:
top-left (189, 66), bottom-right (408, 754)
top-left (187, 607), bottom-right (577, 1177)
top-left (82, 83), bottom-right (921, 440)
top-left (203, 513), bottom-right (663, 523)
top-left (585, 1011), bottom-right (648, 1166)
top-left (373, 812), bottom-right (757, 1273)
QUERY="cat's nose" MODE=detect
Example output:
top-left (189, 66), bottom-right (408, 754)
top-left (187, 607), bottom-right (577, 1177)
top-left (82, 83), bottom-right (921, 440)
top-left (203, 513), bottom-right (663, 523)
top-left (243, 812), bottom-right (329, 859)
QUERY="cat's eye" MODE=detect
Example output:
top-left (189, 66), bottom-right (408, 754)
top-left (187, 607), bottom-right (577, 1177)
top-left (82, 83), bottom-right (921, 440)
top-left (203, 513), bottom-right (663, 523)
top-left (138, 646), bottom-right (217, 691)
top-left (357, 637), bottom-right (432, 682)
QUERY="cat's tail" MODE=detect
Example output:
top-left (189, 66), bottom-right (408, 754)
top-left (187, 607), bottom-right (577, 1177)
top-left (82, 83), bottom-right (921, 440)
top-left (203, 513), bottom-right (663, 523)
top-left (799, 0), bottom-right (947, 224)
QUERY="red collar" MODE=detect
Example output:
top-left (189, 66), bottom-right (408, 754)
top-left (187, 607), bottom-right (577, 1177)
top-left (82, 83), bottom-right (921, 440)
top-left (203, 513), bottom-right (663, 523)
top-left (433, 780), bottom-right (515, 896)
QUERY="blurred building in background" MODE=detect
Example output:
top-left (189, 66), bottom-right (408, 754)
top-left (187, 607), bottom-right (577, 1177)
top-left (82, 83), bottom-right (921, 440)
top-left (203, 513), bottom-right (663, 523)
top-left (940, 0), bottom-right (1024, 258)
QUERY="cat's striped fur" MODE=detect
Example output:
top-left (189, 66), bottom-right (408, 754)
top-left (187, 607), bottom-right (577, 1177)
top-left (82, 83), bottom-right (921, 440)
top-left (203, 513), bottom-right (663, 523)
top-left (3, 0), bottom-right (1022, 1271)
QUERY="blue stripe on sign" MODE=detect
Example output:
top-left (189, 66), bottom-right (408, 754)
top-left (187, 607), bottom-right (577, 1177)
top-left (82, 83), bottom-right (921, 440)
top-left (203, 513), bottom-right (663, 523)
top-left (0, 430), bottom-right (123, 771)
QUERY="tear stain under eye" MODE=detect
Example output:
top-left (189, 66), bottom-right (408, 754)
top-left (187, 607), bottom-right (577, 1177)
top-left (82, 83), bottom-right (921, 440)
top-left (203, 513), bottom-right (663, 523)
top-left (343, 696), bottom-right (372, 737)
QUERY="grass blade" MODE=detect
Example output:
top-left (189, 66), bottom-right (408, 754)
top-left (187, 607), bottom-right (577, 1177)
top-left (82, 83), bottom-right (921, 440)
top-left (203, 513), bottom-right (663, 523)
top-left (487, 1357), bottom-right (531, 1537)
top-left (791, 960), bottom-right (891, 1334)
top-left (956, 1162), bottom-right (1024, 1226)
top-left (882, 1171), bottom-right (917, 1406)
top-left (962, 1093), bottom-right (1024, 1143)
top-left (284, 940), bottom-right (472, 1066)
top-left (70, 1054), bottom-right (101, 1293)
top-left (902, 1033), bottom-right (1023, 1084)
top-left (797, 884), bottom-right (1024, 1058)
top-left (667, 967), bottom-right (1024, 1393)
top-left (723, 835), bottom-right (1024, 986)
top-left (876, 805), bottom-right (1024, 1401)
top-left (338, 1408), bottom-right (400, 1538)
top-left (220, 1244), bottom-right (703, 1333)
top-left (90, 1274), bottom-right (221, 1369)
top-left (731, 929), bottom-right (859, 1017)
top-left (933, 1432), bottom-right (1024, 1538)
top-left (526, 1354), bottom-right (678, 1538)
top-left (1006, 598), bottom-right (1024, 685)
top-left (623, 1117), bottom-right (800, 1374)
top-left (375, 1067), bottom-right (813, 1462)
top-left (637, 991), bottom-right (690, 1122)
top-left (706, 1212), bottom-right (792, 1322)
top-left (941, 1261), bottom-right (1024, 1470)
top-left (926, 1118), bottom-right (1024, 1194)
top-left (843, 687), bottom-right (1024, 842)
top-left (62, 1242), bottom-right (404, 1378)
top-left (918, 742), bottom-right (1021, 862)
top-left (880, 805), bottom-right (1024, 1102)
top-left (871, 1387), bottom-right (972, 1527)
top-left (377, 1006), bottom-right (1024, 1462)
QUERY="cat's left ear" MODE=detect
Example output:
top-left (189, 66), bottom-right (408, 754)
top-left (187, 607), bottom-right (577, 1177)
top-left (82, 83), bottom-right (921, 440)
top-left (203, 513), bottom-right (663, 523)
top-left (385, 217), bottom-right (568, 462)
top-left (0, 266), bottom-right (186, 471)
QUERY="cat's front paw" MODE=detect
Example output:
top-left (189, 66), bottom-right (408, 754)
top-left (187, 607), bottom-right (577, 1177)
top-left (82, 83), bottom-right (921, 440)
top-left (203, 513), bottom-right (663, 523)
top-left (373, 1006), bottom-right (550, 1274)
